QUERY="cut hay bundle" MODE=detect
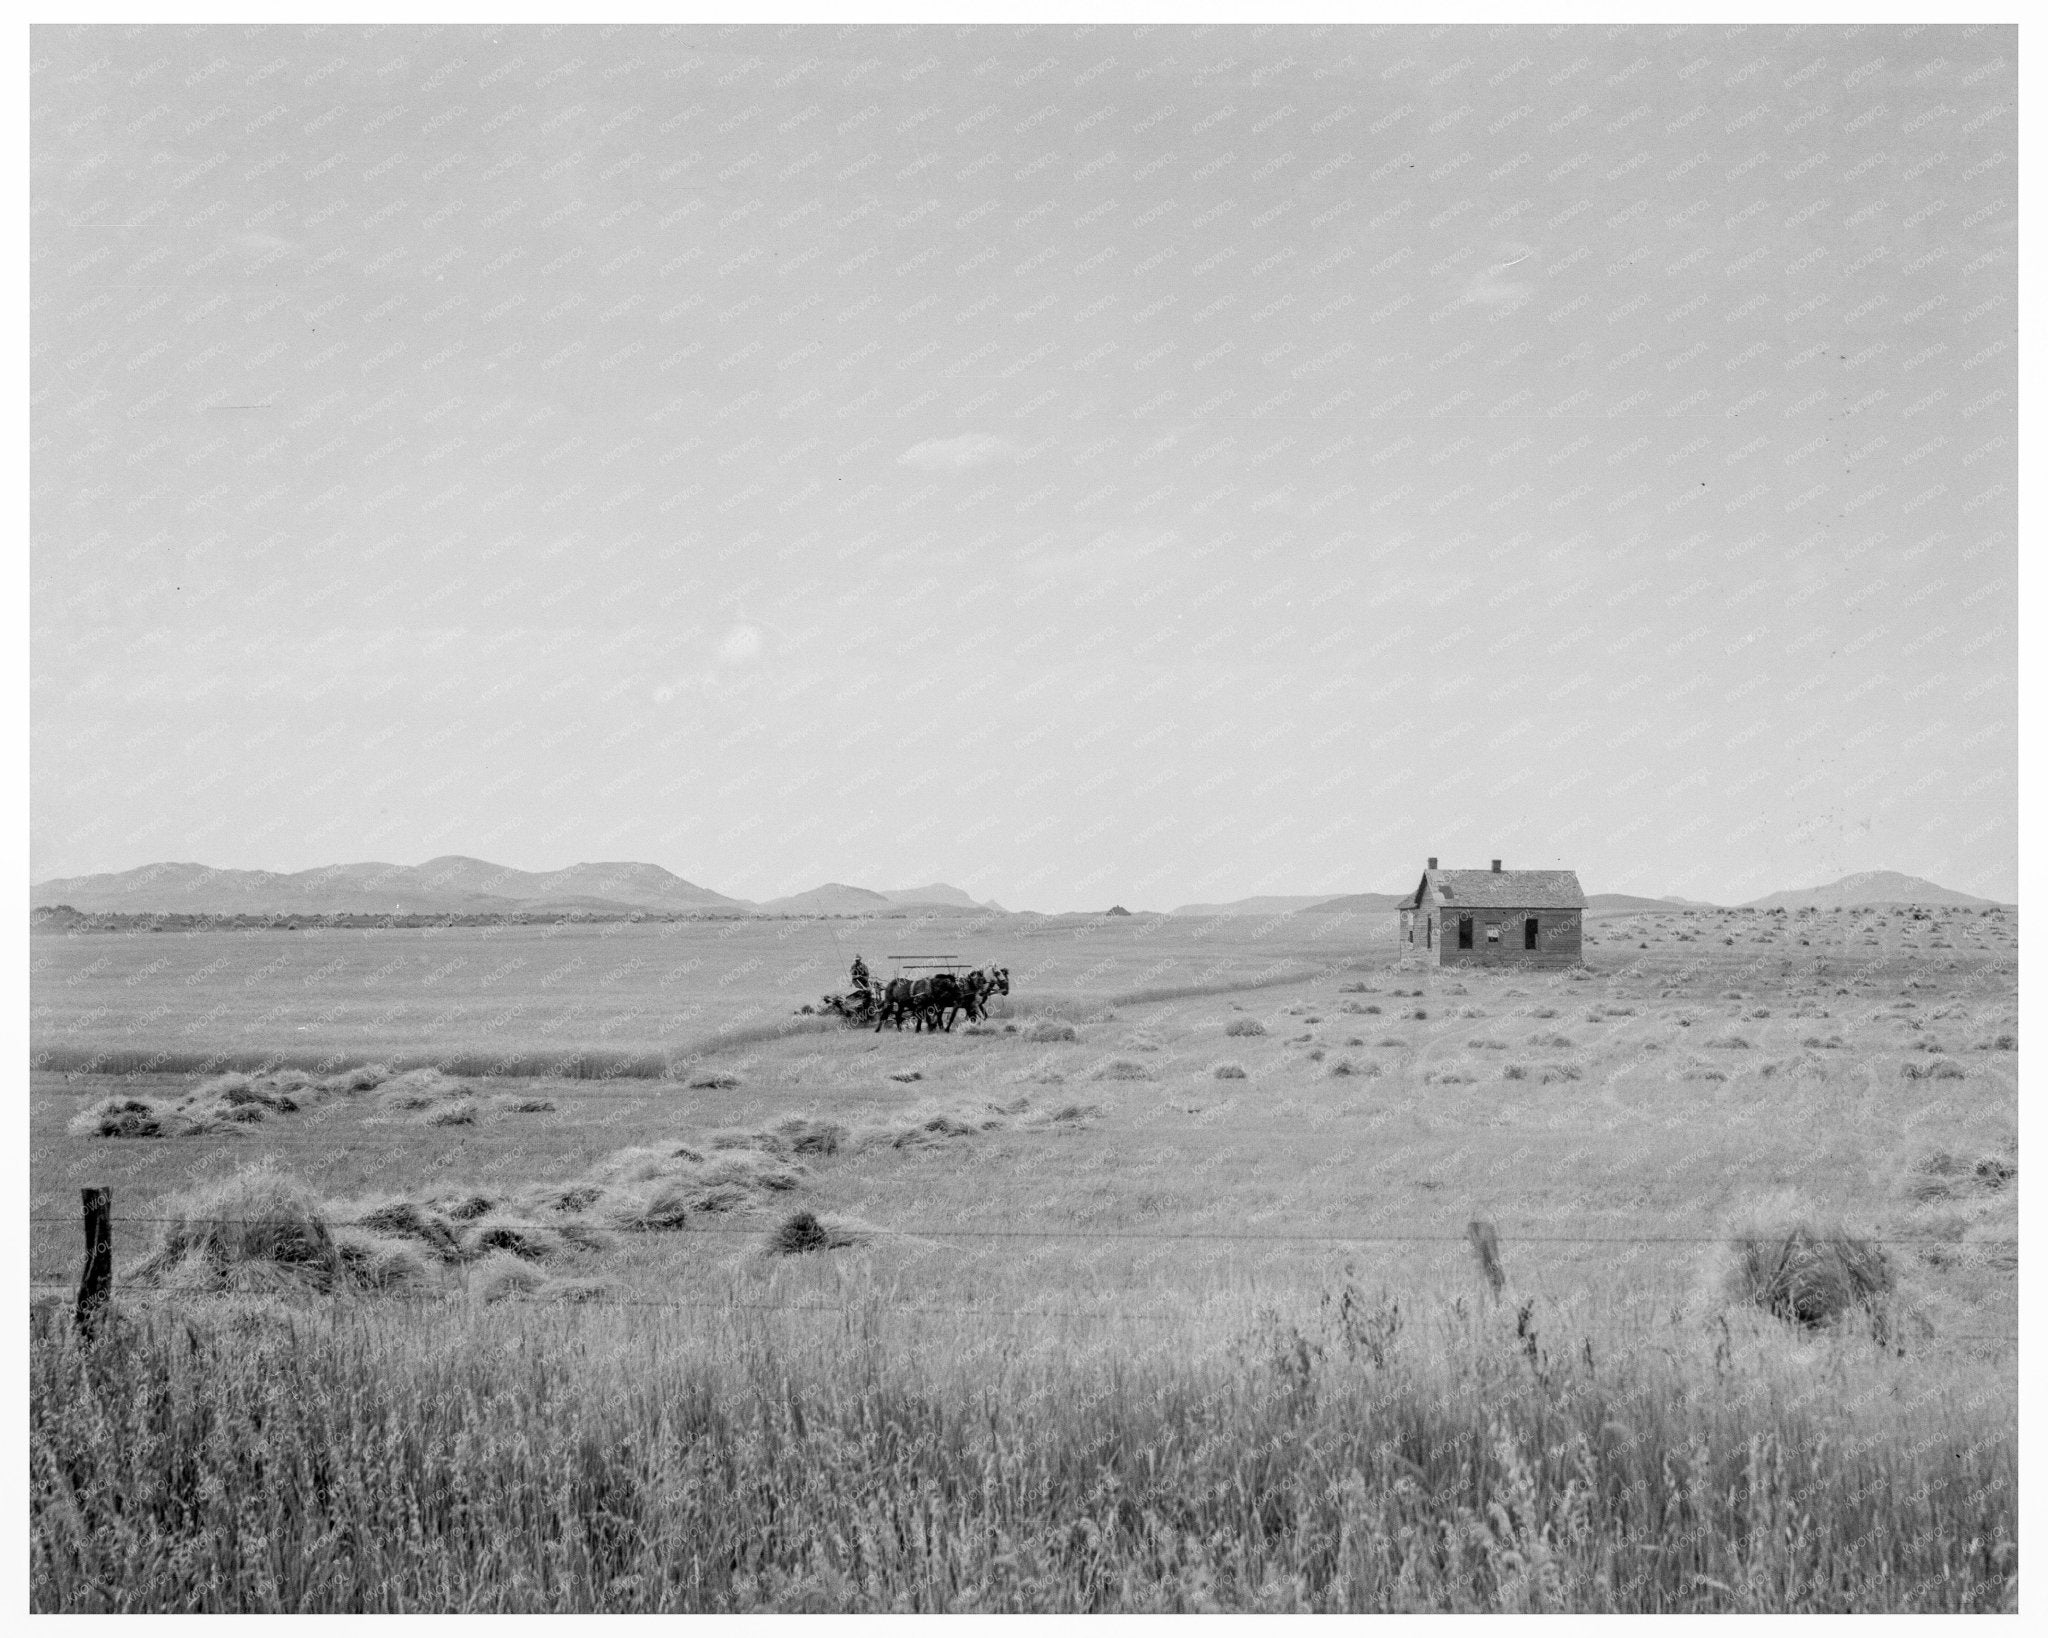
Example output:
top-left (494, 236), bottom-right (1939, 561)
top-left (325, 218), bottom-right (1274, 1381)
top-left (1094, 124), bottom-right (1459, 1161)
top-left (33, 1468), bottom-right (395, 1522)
top-left (462, 1218), bottom-right (562, 1264)
top-left (700, 1153), bottom-right (803, 1193)
top-left (128, 1167), bottom-right (342, 1292)
top-left (320, 1063), bottom-right (390, 1094)
top-left (67, 1096), bottom-right (171, 1139)
top-left (526, 1183), bottom-right (606, 1216)
top-left (377, 1068), bottom-right (468, 1112)
top-left (889, 1112), bottom-right (987, 1147)
top-left (469, 1253), bottom-right (547, 1303)
top-left (1728, 1224), bottom-right (1893, 1330)
top-left (332, 1228), bottom-right (433, 1291)
top-left (608, 1180), bottom-right (691, 1232)
top-left (1040, 1102), bottom-right (1099, 1124)
top-left (1093, 1058), bottom-right (1152, 1081)
top-left (1909, 1150), bottom-right (2015, 1202)
top-left (767, 1209), bottom-right (866, 1256)
top-left (773, 1115), bottom-right (847, 1156)
top-left (1024, 1021), bottom-right (1078, 1043)
top-left (353, 1199), bottom-right (465, 1262)
top-left (1760, 1053), bottom-right (1830, 1080)
top-left (1224, 1018), bottom-right (1267, 1037)
top-left (1213, 1062), bottom-right (1248, 1080)
top-left (498, 1095), bottom-right (557, 1113)
top-left (423, 1098), bottom-right (479, 1126)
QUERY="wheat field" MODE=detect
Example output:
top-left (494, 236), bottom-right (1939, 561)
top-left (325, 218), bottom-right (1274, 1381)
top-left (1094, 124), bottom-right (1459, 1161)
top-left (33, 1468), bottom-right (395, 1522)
top-left (29, 905), bottom-right (2018, 1610)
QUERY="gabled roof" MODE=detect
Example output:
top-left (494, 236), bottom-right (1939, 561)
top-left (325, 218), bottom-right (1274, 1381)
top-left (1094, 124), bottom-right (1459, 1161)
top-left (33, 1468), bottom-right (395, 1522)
top-left (1412, 869), bottom-right (1586, 909)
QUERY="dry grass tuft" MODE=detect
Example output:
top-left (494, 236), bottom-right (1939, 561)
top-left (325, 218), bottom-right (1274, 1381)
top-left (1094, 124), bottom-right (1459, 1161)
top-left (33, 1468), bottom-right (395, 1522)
top-left (1727, 1224), bottom-right (1893, 1331)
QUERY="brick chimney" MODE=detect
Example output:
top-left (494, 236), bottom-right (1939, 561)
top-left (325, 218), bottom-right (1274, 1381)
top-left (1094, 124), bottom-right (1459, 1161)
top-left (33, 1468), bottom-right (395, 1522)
top-left (1491, 859), bottom-right (1502, 872)
top-left (1427, 856), bottom-right (1438, 870)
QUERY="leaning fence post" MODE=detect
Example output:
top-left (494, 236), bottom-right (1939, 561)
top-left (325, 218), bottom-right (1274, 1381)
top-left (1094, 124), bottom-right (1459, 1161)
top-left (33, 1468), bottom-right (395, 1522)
top-left (76, 1187), bottom-right (111, 1339)
top-left (1467, 1218), bottom-right (1506, 1300)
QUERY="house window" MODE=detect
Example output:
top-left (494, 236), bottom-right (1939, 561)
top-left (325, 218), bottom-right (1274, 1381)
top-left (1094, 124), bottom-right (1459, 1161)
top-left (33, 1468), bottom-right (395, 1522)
top-left (1524, 917), bottom-right (1539, 950)
top-left (1485, 923), bottom-right (1501, 944)
top-left (1457, 916), bottom-right (1473, 949)
top-left (1427, 917), bottom-right (1434, 945)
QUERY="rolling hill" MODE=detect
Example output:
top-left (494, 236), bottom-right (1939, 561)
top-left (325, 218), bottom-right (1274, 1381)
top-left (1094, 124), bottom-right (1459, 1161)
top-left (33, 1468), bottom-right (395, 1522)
top-left (1168, 894), bottom-right (1355, 916)
top-left (1741, 871), bottom-right (2011, 911)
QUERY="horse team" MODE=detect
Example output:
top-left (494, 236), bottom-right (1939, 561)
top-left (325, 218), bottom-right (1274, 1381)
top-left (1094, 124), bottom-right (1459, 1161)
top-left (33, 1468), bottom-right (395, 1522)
top-left (873, 966), bottom-right (1010, 1033)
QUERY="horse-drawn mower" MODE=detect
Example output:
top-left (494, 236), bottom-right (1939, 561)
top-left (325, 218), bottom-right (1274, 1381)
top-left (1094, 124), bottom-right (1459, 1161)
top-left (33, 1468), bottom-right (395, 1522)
top-left (814, 954), bottom-right (1009, 1034)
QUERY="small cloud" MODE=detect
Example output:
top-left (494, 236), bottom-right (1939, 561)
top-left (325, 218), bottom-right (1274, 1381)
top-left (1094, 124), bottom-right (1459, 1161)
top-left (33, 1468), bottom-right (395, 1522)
top-left (899, 433), bottom-right (1022, 471)
top-left (1456, 241), bottom-right (1538, 310)
top-left (717, 624), bottom-right (764, 664)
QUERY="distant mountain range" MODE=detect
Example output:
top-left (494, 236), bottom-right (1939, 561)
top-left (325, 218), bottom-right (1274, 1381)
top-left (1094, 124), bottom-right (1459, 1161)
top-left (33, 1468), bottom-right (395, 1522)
top-left (1167, 894), bottom-right (1353, 916)
top-left (29, 858), bottom-right (999, 919)
top-left (754, 882), bottom-right (1005, 916)
top-left (27, 860), bottom-right (2009, 920)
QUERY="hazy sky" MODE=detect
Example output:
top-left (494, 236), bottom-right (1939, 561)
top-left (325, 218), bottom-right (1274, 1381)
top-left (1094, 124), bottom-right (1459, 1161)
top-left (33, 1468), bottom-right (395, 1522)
top-left (32, 23), bottom-right (2017, 908)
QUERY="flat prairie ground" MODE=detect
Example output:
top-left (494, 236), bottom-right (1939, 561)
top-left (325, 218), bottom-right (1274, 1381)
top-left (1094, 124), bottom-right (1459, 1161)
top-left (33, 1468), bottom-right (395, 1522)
top-left (30, 910), bottom-right (1372, 1068)
top-left (31, 905), bottom-right (2018, 1355)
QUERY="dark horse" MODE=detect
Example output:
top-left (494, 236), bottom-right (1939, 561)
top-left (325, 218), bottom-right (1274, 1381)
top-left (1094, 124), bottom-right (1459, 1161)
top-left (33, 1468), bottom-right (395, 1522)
top-left (875, 975), bottom-right (947, 1032)
top-left (938, 966), bottom-right (1010, 1030)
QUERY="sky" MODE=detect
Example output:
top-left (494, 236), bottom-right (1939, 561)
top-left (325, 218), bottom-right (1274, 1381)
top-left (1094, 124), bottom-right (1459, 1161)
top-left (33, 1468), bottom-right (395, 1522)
top-left (31, 22), bottom-right (2018, 909)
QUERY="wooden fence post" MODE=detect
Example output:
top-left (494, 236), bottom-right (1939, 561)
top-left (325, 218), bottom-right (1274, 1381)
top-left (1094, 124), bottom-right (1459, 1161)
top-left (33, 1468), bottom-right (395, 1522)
top-left (76, 1187), bottom-right (111, 1340)
top-left (1467, 1218), bottom-right (1506, 1300)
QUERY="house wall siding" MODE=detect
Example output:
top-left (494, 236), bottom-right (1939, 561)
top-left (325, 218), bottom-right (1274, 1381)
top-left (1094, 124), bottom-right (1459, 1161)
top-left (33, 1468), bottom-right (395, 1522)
top-left (1434, 906), bottom-right (1581, 967)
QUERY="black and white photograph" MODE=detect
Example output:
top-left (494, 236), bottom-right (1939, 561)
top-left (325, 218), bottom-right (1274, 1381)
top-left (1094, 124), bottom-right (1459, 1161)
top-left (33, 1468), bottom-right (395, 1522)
top-left (27, 12), bottom-right (2022, 1613)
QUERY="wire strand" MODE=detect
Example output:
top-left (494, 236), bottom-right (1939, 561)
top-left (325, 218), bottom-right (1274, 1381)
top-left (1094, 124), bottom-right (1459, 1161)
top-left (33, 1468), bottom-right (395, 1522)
top-left (25, 1215), bottom-right (2016, 1244)
top-left (18, 1282), bottom-right (2022, 1341)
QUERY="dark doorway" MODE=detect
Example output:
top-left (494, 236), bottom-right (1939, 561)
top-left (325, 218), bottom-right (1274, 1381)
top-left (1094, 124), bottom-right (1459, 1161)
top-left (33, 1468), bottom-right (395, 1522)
top-left (1524, 917), bottom-right (1539, 950)
top-left (1457, 916), bottom-right (1473, 950)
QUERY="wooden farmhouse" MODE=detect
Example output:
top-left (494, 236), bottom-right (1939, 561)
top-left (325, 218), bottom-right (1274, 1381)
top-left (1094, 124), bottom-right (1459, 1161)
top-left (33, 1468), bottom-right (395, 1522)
top-left (1398, 858), bottom-right (1585, 968)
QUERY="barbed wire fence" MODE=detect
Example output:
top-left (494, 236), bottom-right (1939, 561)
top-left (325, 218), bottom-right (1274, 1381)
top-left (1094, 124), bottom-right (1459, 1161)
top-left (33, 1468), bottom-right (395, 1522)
top-left (28, 1197), bottom-right (2019, 1343)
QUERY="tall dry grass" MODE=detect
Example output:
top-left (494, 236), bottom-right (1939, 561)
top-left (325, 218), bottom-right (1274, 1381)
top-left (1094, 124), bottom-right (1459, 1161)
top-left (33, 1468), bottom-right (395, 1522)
top-left (30, 1284), bottom-right (2014, 1612)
